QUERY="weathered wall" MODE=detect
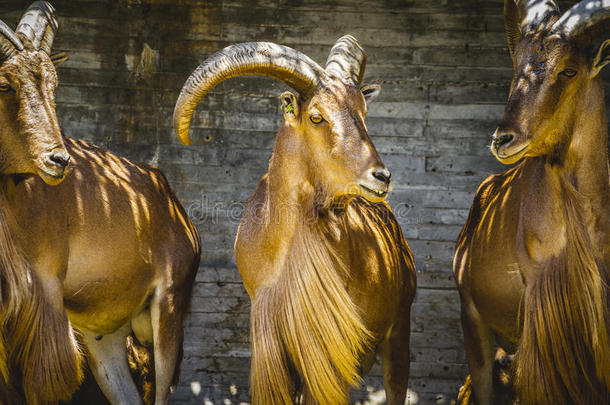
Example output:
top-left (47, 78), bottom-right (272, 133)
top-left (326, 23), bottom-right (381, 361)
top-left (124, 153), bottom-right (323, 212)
top-left (2, 0), bottom-right (609, 404)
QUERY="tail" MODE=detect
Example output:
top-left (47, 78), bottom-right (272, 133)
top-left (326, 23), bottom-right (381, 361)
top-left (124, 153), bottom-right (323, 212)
top-left (514, 180), bottom-right (610, 404)
top-left (0, 194), bottom-right (83, 404)
top-left (250, 226), bottom-right (372, 404)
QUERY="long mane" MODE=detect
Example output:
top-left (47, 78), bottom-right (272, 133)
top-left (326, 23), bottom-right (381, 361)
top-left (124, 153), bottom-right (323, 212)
top-left (514, 173), bottom-right (610, 404)
top-left (0, 185), bottom-right (84, 404)
top-left (250, 193), bottom-right (412, 404)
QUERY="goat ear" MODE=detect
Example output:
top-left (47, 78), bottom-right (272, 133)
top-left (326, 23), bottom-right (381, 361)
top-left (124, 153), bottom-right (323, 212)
top-left (361, 84), bottom-right (380, 104)
top-left (591, 39), bottom-right (610, 77)
top-left (280, 91), bottom-right (299, 121)
top-left (50, 52), bottom-right (68, 67)
top-left (505, 0), bottom-right (521, 65)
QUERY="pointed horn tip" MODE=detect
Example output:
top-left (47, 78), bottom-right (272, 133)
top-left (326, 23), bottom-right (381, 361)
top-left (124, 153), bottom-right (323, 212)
top-left (26, 1), bottom-right (58, 25)
top-left (336, 34), bottom-right (363, 48)
top-left (173, 106), bottom-right (194, 146)
top-left (174, 124), bottom-right (193, 146)
top-left (339, 34), bottom-right (358, 42)
top-left (29, 1), bottom-right (56, 13)
top-left (326, 34), bottom-right (367, 84)
top-left (179, 135), bottom-right (192, 146)
top-left (173, 119), bottom-right (193, 146)
top-left (327, 34), bottom-right (366, 62)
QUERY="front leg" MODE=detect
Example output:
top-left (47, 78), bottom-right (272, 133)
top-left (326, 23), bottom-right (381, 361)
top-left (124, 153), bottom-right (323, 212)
top-left (81, 323), bottom-right (143, 405)
top-left (380, 313), bottom-right (411, 405)
top-left (461, 302), bottom-right (495, 405)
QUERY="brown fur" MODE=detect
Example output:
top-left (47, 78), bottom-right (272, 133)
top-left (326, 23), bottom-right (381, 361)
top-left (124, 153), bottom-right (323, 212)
top-left (0, 131), bottom-right (199, 405)
top-left (249, 197), bottom-right (414, 405)
top-left (514, 175), bottom-right (610, 404)
top-left (236, 118), bottom-right (418, 404)
top-left (176, 38), bottom-right (416, 405)
top-left (235, 82), bottom-right (415, 405)
top-left (242, 173), bottom-right (415, 405)
top-left (0, 190), bottom-right (83, 405)
top-left (250, 203), bottom-right (374, 405)
top-left (0, 5), bottom-right (200, 403)
top-left (454, 2), bottom-right (610, 404)
top-left (0, 55), bottom-right (199, 405)
top-left (235, 86), bottom-right (415, 405)
top-left (0, 12), bottom-right (85, 402)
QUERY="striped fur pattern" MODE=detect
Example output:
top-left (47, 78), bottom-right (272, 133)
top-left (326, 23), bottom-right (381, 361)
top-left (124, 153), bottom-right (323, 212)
top-left (0, 189), bottom-right (84, 404)
top-left (250, 201), bottom-right (374, 405)
top-left (514, 175), bottom-right (610, 404)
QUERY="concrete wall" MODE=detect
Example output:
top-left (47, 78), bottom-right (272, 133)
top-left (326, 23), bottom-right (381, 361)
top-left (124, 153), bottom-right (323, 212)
top-left (3, 0), bottom-right (609, 404)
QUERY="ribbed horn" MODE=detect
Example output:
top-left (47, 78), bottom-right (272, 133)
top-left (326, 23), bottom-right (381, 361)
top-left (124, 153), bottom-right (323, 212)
top-left (325, 35), bottom-right (367, 86)
top-left (173, 42), bottom-right (325, 145)
top-left (514, 0), bottom-right (560, 33)
top-left (0, 20), bottom-right (24, 62)
top-left (16, 1), bottom-right (58, 54)
top-left (551, 0), bottom-right (610, 40)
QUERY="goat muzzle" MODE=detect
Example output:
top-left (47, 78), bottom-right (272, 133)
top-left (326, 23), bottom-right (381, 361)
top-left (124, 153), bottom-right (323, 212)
top-left (37, 149), bottom-right (71, 185)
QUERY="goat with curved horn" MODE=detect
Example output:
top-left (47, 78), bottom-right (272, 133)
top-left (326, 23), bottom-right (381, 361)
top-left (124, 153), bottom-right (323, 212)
top-left (174, 36), bottom-right (416, 405)
top-left (454, 0), bottom-right (610, 404)
top-left (0, 2), bottom-right (201, 404)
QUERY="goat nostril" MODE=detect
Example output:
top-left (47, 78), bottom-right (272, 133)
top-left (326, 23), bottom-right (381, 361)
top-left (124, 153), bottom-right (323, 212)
top-left (493, 133), bottom-right (514, 148)
top-left (48, 152), bottom-right (70, 168)
top-left (372, 169), bottom-right (391, 185)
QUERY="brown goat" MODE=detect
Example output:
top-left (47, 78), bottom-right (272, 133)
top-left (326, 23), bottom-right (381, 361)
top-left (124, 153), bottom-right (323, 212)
top-left (454, 1), bottom-right (610, 404)
top-left (173, 37), bottom-right (417, 404)
top-left (0, 2), bottom-right (200, 404)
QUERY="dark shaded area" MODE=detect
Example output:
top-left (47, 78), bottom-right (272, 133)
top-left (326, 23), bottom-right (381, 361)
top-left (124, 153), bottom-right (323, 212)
top-left (456, 349), bottom-right (516, 405)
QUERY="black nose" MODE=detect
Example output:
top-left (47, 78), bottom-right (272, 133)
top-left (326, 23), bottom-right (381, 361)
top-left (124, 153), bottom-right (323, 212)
top-left (372, 168), bottom-right (391, 185)
top-left (492, 133), bottom-right (514, 148)
top-left (47, 151), bottom-right (71, 169)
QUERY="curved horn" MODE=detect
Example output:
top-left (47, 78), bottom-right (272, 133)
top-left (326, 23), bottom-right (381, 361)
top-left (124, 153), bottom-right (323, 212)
top-left (325, 35), bottom-right (367, 86)
top-left (513, 0), bottom-right (560, 33)
top-left (0, 20), bottom-right (24, 62)
top-left (16, 1), bottom-right (58, 54)
top-left (551, 0), bottom-right (610, 40)
top-left (173, 42), bottom-right (325, 145)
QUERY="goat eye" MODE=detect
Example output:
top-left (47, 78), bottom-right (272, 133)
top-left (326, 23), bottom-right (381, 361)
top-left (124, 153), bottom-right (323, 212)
top-left (310, 114), bottom-right (324, 124)
top-left (0, 84), bottom-right (12, 92)
top-left (561, 68), bottom-right (577, 78)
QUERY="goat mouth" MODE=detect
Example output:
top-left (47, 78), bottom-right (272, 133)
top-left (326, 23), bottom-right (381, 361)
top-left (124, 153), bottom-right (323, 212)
top-left (359, 184), bottom-right (388, 200)
top-left (37, 165), bottom-right (69, 186)
top-left (493, 142), bottom-right (530, 164)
